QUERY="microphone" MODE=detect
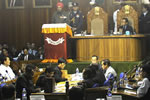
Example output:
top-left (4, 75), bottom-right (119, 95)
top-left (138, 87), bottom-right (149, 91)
top-left (128, 65), bottom-right (138, 80)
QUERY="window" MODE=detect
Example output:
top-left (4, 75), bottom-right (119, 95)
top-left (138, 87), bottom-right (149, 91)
top-left (33, 0), bottom-right (52, 8)
top-left (5, 0), bottom-right (24, 9)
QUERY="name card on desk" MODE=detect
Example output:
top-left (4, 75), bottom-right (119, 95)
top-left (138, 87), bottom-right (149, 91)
top-left (30, 95), bottom-right (45, 100)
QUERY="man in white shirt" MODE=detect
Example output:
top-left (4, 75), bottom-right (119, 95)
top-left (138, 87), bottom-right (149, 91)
top-left (101, 59), bottom-right (117, 80)
top-left (0, 56), bottom-right (15, 81)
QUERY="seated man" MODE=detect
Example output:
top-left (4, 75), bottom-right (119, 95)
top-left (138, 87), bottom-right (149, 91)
top-left (88, 64), bottom-right (106, 87)
top-left (36, 66), bottom-right (55, 93)
top-left (101, 59), bottom-right (117, 85)
top-left (119, 18), bottom-right (134, 35)
top-left (16, 64), bottom-right (40, 100)
top-left (18, 47), bottom-right (34, 61)
top-left (54, 58), bottom-right (67, 83)
top-left (1, 84), bottom-right (15, 100)
top-left (78, 67), bottom-right (97, 88)
top-left (90, 55), bottom-right (102, 71)
top-left (0, 56), bottom-right (16, 81)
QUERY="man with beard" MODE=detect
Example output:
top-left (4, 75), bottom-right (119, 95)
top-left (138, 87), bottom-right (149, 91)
top-left (51, 2), bottom-right (70, 24)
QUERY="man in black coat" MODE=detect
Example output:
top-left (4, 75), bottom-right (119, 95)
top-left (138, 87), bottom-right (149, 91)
top-left (18, 48), bottom-right (35, 61)
top-left (89, 64), bottom-right (106, 87)
top-left (16, 64), bottom-right (40, 100)
top-left (69, 2), bottom-right (83, 35)
top-left (119, 18), bottom-right (134, 35)
top-left (54, 58), bottom-right (67, 83)
top-left (139, 4), bottom-right (150, 34)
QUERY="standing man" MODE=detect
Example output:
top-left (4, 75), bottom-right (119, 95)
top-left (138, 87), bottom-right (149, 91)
top-left (139, 4), bottom-right (150, 34)
top-left (69, 2), bottom-right (83, 35)
top-left (54, 58), bottom-right (67, 83)
top-left (51, 2), bottom-right (70, 24)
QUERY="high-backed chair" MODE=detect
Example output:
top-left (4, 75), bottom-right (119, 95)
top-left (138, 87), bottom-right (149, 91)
top-left (117, 5), bottom-right (138, 33)
top-left (87, 6), bottom-right (108, 35)
top-left (84, 87), bottom-right (108, 100)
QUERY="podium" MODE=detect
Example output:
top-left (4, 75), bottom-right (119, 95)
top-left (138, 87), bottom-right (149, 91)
top-left (42, 23), bottom-right (72, 59)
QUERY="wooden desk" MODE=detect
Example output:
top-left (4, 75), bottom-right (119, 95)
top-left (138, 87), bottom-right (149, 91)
top-left (112, 89), bottom-right (138, 100)
top-left (84, 86), bottom-right (138, 100)
top-left (31, 93), bottom-right (67, 100)
top-left (72, 34), bottom-right (148, 61)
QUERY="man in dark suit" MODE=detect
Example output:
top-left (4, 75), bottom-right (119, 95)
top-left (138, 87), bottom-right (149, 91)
top-left (69, 2), bottom-right (83, 35)
top-left (119, 18), bottom-right (134, 35)
top-left (18, 48), bottom-right (34, 61)
top-left (16, 64), bottom-right (40, 100)
top-left (139, 4), bottom-right (150, 34)
top-left (54, 58), bottom-right (67, 83)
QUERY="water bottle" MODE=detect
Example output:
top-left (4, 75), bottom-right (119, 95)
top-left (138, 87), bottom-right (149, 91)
top-left (107, 88), bottom-right (112, 100)
top-left (119, 78), bottom-right (123, 87)
top-left (112, 81), bottom-right (117, 92)
top-left (76, 68), bottom-right (79, 75)
top-left (124, 74), bottom-right (128, 85)
top-left (22, 88), bottom-right (27, 100)
top-left (65, 81), bottom-right (69, 95)
top-left (135, 69), bottom-right (139, 79)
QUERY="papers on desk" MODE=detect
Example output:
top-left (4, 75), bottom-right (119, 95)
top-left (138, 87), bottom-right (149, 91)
top-left (54, 81), bottom-right (80, 93)
top-left (125, 84), bottom-right (133, 89)
top-left (71, 73), bottom-right (83, 81)
top-left (124, 89), bottom-right (137, 95)
top-left (54, 73), bottom-right (83, 93)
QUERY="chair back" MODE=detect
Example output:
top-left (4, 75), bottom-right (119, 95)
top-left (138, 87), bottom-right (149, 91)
top-left (87, 6), bottom-right (108, 35)
top-left (30, 95), bottom-right (45, 100)
top-left (117, 5), bottom-right (138, 33)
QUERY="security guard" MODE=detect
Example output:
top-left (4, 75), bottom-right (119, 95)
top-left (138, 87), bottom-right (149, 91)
top-left (51, 2), bottom-right (70, 24)
top-left (69, 2), bottom-right (83, 35)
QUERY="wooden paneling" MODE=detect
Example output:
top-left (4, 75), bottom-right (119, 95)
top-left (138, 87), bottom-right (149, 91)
top-left (73, 35), bottom-right (147, 61)
top-left (0, 0), bottom-right (143, 50)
